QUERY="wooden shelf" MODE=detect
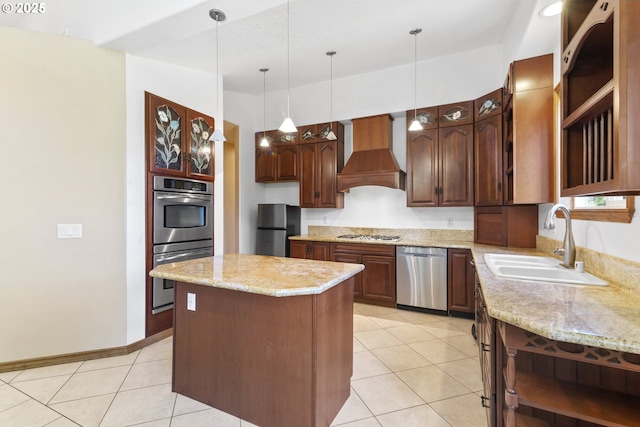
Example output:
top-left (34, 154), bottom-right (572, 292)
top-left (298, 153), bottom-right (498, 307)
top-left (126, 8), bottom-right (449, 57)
top-left (503, 411), bottom-right (550, 427)
top-left (511, 370), bottom-right (640, 427)
top-left (563, 79), bottom-right (614, 128)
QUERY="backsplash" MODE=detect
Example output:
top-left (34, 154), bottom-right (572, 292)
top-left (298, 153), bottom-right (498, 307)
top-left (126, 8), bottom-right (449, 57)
top-left (307, 226), bottom-right (473, 242)
top-left (537, 235), bottom-right (640, 294)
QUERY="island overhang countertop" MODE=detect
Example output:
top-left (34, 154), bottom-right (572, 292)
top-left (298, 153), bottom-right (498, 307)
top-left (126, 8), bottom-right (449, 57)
top-left (149, 253), bottom-right (365, 297)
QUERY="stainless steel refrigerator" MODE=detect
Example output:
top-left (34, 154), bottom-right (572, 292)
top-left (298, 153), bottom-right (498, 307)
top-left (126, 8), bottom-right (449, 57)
top-left (255, 204), bottom-right (301, 257)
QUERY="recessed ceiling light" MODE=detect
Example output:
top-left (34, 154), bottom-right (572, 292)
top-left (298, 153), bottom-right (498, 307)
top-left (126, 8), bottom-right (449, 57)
top-left (540, 1), bottom-right (562, 17)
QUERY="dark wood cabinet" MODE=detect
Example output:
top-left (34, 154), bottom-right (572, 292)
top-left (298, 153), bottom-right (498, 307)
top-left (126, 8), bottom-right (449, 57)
top-left (561, 0), bottom-right (640, 196)
top-left (474, 205), bottom-right (538, 248)
top-left (290, 240), bottom-right (330, 261)
top-left (255, 131), bottom-right (299, 183)
top-left (331, 243), bottom-right (396, 307)
top-left (146, 92), bottom-right (215, 180)
top-left (447, 249), bottom-right (474, 314)
top-left (503, 54), bottom-right (554, 204)
top-left (406, 123), bottom-right (474, 207)
top-left (474, 89), bottom-right (504, 206)
top-left (475, 283), bottom-right (497, 427)
top-left (438, 101), bottom-right (473, 127)
top-left (299, 123), bottom-right (344, 209)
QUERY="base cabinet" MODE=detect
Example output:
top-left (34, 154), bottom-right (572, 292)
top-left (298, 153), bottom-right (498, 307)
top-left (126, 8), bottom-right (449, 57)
top-left (290, 241), bottom-right (330, 261)
top-left (475, 284), bottom-right (496, 427)
top-left (448, 249), bottom-right (475, 314)
top-left (331, 243), bottom-right (396, 307)
top-left (497, 321), bottom-right (640, 427)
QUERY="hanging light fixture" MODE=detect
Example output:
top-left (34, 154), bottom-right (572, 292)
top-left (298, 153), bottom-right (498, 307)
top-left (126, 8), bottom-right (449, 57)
top-left (279, 0), bottom-right (297, 133)
top-left (209, 9), bottom-right (226, 142)
top-left (325, 51), bottom-right (337, 141)
top-left (260, 68), bottom-right (270, 147)
top-left (408, 28), bottom-right (423, 132)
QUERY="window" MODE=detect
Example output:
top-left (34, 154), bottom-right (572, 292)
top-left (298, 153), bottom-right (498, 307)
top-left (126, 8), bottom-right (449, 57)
top-left (570, 196), bottom-right (635, 223)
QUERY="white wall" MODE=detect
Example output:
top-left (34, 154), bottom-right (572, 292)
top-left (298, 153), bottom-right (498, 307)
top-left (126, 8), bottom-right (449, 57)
top-left (224, 91), bottom-right (264, 254)
top-left (124, 55), bottom-right (223, 343)
top-left (254, 45), bottom-right (504, 235)
top-left (0, 27), bottom-right (127, 362)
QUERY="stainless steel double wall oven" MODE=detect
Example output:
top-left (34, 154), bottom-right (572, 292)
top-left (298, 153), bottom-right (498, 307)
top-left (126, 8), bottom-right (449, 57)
top-left (152, 176), bottom-right (213, 313)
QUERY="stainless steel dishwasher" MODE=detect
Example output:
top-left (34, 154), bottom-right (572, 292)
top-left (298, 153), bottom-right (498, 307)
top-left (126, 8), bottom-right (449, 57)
top-left (396, 246), bottom-right (448, 312)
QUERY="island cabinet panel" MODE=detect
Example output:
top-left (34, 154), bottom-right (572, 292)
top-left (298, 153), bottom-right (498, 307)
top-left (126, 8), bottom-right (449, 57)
top-left (331, 243), bottom-right (395, 307)
top-left (173, 279), bottom-right (353, 427)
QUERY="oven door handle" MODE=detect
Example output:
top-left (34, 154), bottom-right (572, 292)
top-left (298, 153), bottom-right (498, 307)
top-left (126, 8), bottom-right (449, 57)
top-left (156, 250), bottom-right (209, 263)
top-left (155, 193), bottom-right (212, 202)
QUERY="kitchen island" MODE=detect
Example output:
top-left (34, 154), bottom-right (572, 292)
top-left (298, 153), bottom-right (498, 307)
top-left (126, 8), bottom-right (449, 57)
top-left (149, 253), bottom-right (364, 427)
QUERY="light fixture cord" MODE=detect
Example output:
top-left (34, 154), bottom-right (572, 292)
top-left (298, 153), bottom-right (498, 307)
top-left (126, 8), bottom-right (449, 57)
top-left (263, 70), bottom-right (267, 139)
top-left (216, 17), bottom-right (220, 128)
top-left (413, 30), bottom-right (418, 119)
top-left (286, 0), bottom-right (291, 118)
top-left (330, 53), bottom-right (333, 126)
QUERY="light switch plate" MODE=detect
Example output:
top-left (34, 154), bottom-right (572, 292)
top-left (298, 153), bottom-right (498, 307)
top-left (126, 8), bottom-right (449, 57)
top-left (187, 293), bottom-right (196, 311)
top-left (57, 224), bottom-right (83, 239)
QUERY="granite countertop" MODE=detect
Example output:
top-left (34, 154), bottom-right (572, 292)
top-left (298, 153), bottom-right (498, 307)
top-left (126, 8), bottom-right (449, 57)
top-left (149, 253), bottom-right (364, 297)
top-left (295, 226), bottom-right (640, 354)
top-left (471, 244), bottom-right (640, 354)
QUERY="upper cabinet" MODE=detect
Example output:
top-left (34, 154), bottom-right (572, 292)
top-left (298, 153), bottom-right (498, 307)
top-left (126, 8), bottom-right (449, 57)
top-left (255, 130), bottom-right (299, 183)
top-left (502, 54), bottom-right (554, 204)
top-left (146, 92), bottom-right (215, 181)
top-left (438, 101), bottom-right (473, 127)
top-left (406, 105), bottom-right (474, 207)
top-left (299, 123), bottom-right (344, 209)
top-left (561, 0), bottom-right (640, 195)
top-left (474, 89), bottom-right (504, 206)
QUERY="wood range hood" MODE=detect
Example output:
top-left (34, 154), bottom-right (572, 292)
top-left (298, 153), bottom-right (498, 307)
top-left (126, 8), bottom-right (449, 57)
top-left (336, 114), bottom-right (406, 192)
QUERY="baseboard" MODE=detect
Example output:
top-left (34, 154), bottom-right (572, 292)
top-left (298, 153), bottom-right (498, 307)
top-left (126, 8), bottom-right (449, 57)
top-left (0, 328), bottom-right (173, 374)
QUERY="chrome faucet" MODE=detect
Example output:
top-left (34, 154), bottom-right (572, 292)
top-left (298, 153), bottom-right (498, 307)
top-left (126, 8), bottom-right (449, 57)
top-left (544, 204), bottom-right (576, 268)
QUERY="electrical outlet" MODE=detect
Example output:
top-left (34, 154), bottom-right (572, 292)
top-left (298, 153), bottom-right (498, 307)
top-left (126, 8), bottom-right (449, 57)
top-left (57, 224), bottom-right (83, 239)
top-left (447, 218), bottom-right (454, 228)
top-left (187, 293), bottom-right (196, 311)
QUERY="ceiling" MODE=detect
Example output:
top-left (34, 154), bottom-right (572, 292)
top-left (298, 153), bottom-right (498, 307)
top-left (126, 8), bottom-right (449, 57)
top-left (0, 0), bottom-right (561, 95)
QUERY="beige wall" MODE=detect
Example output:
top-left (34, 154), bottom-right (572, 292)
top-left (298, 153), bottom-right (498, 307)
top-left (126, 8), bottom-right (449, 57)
top-left (0, 27), bottom-right (127, 362)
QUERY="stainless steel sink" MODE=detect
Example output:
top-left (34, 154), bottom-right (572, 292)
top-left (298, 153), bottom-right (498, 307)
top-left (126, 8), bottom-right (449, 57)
top-left (484, 253), bottom-right (607, 286)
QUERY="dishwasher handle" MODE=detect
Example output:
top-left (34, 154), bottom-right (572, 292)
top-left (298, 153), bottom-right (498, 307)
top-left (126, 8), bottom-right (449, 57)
top-left (396, 246), bottom-right (447, 257)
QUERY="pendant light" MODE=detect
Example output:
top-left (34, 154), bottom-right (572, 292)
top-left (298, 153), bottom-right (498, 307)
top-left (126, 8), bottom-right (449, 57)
top-left (279, 0), bottom-right (297, 133)
top-left (408, 28), bottom-right (423, 132)
top-left (209, 9), bottom-right (226, 142)
top-left (260, 68), bottom-right (270, 147)
top-left (325, 51), bottom-right (337, 141)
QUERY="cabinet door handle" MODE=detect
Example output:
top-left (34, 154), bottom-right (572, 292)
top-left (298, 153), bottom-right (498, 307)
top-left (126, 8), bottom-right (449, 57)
top-left (435, 187), bottom-right (439, 195)
top-left (497, 182), bottom-right (502, 192)
top-left (469, 259), bottom-right (475, 267)
top-left (481, 395), bottom-right (491, 408)
top-left (481, 343), bottom-right (490, 352)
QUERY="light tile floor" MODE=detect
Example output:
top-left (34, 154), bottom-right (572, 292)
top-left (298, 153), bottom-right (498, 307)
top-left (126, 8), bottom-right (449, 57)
top-left (0, 303), bottom-right (488, 427)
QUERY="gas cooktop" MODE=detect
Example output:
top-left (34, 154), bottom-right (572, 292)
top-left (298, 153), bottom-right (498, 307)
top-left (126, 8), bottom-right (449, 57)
top-left (336, 234), bottom-right (402, 242)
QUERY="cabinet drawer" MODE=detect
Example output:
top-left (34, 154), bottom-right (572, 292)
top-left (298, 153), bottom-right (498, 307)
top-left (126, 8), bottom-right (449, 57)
top-left (331, 242), bottom-right (395, 256)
